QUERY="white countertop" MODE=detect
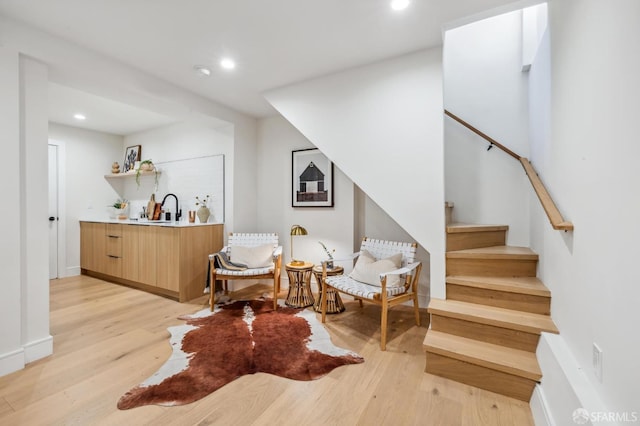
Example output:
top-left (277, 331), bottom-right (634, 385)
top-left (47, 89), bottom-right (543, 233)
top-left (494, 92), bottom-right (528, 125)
top-left (80, 218), bottom-right (222, 228)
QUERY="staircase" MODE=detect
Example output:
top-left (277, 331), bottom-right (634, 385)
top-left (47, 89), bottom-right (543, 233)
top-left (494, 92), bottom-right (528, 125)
top-left (423, 223), bottom-right (559, 401)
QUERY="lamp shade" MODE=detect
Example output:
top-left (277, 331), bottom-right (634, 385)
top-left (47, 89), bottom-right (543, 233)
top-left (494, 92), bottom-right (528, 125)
top-left (290, 224), bottom-right (308, 236)
top-left (289, 225), bottom-right (308, 266)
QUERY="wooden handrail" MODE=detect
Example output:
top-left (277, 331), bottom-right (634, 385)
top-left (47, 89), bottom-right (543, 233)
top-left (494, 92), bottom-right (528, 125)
top-left (445, 110), bottom-right (520, 160)
top-left (445, 109), bottom-right (573, 231)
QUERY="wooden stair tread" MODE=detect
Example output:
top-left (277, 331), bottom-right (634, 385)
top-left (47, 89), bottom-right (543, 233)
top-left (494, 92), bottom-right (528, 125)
top-left (446, 223), bottom-right (509, 234)
top-left (428, 299), bottom-right (558, 334)
top-left (423, 330), bottom-right (541, 381)
top-left (446, 275), bottom-right (550, 297)
top-left (447, 245), bottom-right (538, 260)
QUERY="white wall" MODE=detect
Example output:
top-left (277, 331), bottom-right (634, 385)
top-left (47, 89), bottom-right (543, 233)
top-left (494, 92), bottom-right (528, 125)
top-left (255, 116), bottom-right (354, 290)
top-left (264, 48), bottom-right (446, 300)
top-left (354, 187), bottom-right (431, 306)
top-left (122, 120), bottom-right (233, 229)
top-left (48, 123), bottom-right (123, 275)
top-left (0, 47), bottom-right (52, 376)
top-left (531, 0), bottom-right (640, 418)
top-left (0, 46), bottom-right (25, 375)
top-left (444, 10), bottom-right (530, 246)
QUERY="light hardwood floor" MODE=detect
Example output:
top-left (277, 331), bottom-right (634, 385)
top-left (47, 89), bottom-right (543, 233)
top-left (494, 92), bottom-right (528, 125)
top-left (0, 276), bottom-right (534, 425)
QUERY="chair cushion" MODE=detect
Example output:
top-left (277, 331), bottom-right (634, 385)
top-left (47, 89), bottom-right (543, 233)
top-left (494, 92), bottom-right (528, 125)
top-left (326, 275), bottom-right (407, 300)
top-left (214, 266), bottom-right (274, 277)
top-left (348, 250), bottom-right (403, 287)
top-left (230, 244), bottom-right (273, 268)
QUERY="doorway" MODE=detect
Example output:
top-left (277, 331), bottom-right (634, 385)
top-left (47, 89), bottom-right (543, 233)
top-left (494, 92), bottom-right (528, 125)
top-left (48, 140), bottom-right (66, 279)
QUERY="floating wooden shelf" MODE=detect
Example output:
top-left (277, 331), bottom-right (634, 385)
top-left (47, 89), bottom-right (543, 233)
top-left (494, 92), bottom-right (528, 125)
top-left (104, 170), bottom-right (160, 179)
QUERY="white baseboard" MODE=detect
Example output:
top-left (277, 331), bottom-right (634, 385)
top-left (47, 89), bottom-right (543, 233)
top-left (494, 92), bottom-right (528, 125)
top-left (535, 333), bottom-right (608, 426)
top-left (531, 385), bottom-right (555, 426)
top-left (23, 335), bottom-right (53, 363)
top-left (0, 348), bottom-right (25, 377)
top-left (66, 266), bottom-right (81, 277)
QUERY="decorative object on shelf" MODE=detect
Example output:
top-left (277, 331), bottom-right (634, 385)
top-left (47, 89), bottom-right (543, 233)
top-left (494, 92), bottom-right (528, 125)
top-left (111, 161), bottom-right (120, 174)
top-left (292, 148), bottom-right (334, 208)
top-left (135, 159), bottom-right (158, 187)
top-left (318, 241), bottom-right (335, 269)
top-left (112, 198), bottom-right (128, 220)
top-left (195, 195), bottom-right (211, 223)
top-left (146, 194), bottom-right (156, 220)
top-left (123, 145), bottom-right (141, 173)
top-left (289, 224), bottom-right (308, 266)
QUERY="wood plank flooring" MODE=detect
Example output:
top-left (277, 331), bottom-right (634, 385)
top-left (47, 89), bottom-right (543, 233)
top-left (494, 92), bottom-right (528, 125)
top-left (0, 275), bottom-right (534, 425)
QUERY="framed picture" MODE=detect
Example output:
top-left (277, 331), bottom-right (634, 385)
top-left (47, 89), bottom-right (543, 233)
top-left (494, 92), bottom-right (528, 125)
top-left (123, 145), bottom-right (141, 173)
top-left (292, 148), bottom-right (334, 207)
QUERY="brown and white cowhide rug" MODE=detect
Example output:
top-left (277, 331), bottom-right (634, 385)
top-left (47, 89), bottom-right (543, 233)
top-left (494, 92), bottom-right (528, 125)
top-left (117, 299), bottom-right (363, 410)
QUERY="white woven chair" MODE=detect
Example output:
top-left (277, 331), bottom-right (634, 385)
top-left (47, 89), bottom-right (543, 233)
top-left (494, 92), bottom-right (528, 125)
top-left (209, 233), bottom-right (282, 310)
top-left (321, 237), bottom-right (422, 350)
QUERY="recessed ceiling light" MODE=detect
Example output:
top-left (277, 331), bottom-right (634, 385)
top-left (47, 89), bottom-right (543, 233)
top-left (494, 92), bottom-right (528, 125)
top-left (220, 58), bottom-right (236, 70)
top-left (194, 65), bottom-right (211, 76)
top-left (390, 0), bottom-right (410, 11)
top-left (73, 113), bottom-right (86, 120)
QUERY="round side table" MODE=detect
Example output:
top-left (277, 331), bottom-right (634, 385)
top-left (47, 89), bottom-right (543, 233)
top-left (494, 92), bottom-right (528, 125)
top-left (313, 265), bottom-right (345, 314)
top-left (285, 262), bottom-right (315, 308)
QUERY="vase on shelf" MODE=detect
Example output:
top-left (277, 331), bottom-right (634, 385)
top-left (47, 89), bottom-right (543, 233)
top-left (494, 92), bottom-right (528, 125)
top-left (197, 206), bottom-right (210, 223)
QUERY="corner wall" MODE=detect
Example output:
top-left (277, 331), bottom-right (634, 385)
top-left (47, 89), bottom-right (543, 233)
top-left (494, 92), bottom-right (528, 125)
top-left (264, 48), bottom-right (445, 300)
top-left (444, 9), bottom-right (530, 246)
top-left (0, 47), bottom-right (52, 375)
top-left (530, 0), bottom-right (640, 419)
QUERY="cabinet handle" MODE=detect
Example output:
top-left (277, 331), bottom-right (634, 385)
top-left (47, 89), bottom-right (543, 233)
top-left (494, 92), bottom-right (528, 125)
top-left (107, 235), bottom-right (121, 238)
top-left (107, 255), bottom-right (121, 259)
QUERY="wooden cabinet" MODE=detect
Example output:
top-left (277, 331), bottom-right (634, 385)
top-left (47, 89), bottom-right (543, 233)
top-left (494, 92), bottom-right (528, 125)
top-left (80, 221), bottom-right (223, 302)
top-left (156, 227), bottom-right (180, 292)
top-left (137, 226), bottom-right (157, 286)
top-left (121, 225), bottom-right (139, 282)
top-left (80, 222), bottom-right (106, 273)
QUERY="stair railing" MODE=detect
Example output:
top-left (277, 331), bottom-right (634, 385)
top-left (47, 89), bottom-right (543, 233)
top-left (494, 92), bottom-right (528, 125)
top-left (445, 110), bottom-right (573, 231)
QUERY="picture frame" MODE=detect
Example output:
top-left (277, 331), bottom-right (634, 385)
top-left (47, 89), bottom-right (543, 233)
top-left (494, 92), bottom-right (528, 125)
top-left (292, 148), bottom-right (334, 208)
top-left (123, 145), bottom-right (141, 173)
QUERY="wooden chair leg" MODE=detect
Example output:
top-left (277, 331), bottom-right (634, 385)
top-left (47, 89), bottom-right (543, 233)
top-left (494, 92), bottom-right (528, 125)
top-left (321, 282), bottom-right (328, 324)
top-left (380, 304), bottom-right (388, 351)
top-left (413, 292), bottom-right (421, 326)
top-left (209, 268), bottom-right (216, 311)
top-left (273, 276), bottom-right (278, 310)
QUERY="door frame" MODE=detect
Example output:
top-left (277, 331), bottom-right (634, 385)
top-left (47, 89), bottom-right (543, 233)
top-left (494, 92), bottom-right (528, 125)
top-left (48, 139), bottom-right (67, 279)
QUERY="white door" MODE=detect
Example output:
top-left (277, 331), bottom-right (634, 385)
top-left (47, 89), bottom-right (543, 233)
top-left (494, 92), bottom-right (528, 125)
top-left (48, 144), bottom-right (58, 279)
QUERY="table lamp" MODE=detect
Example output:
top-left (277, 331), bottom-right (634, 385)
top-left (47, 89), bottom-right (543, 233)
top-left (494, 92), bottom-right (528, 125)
top-left (290, 224), bottom-right (308, 266)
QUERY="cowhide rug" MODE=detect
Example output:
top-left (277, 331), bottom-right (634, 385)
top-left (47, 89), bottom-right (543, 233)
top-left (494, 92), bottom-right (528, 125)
top-left (117, 299), bottom-right (364, 409)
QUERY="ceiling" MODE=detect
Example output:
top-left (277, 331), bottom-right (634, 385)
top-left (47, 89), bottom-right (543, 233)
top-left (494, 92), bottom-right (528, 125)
top-left (0, 0), bottom-right (517, 133)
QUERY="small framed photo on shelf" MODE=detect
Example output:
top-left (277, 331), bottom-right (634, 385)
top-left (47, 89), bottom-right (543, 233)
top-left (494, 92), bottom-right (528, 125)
top-left (292, 148), bottom-right (334, 208)
top-left (123, 145), bottom-right (141, 173)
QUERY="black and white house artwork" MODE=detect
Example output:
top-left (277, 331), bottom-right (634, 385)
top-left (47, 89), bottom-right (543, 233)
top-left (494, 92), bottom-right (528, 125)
top-left (292, 148), bottom-right (334, 207)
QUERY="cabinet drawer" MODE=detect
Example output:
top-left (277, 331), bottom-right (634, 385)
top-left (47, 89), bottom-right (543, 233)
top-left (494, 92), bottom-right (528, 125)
top-left (105, 254), bottom-right (122, 277)
top-left (106, 234), bottom-right (122, 257)
top-left (106, 223), bottom-right (122, 237)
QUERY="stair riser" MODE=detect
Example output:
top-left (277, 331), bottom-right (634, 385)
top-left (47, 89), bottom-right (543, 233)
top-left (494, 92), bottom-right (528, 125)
top-left (447, 230), bottom-right (506, 252)
top-left (446, 258), bottom-right (537, 277)
top-left (430, 315), bottom-right (540, 352)
top-left (447, 283), bottom-right (551, 315)
top-left (425, 352), bottom-right (536, 402)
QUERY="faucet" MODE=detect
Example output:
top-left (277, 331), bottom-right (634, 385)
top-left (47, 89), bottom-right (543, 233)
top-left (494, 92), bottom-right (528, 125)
top-left (161, 193), bottom-right (181, 222)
